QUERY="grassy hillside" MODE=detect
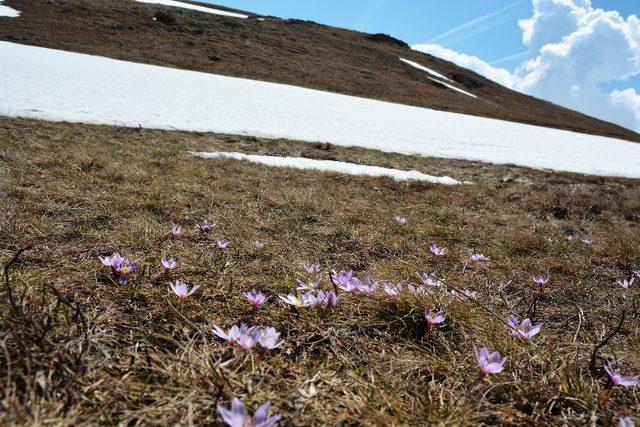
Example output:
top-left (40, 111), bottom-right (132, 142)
top-left (1, 117), bottom-right (639, 425)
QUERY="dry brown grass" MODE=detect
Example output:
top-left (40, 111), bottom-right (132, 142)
top-left (1, 117), bottom-right (639, 425)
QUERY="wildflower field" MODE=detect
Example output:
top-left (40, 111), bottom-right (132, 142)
top-left (1, 117), bottom-right (639, 425)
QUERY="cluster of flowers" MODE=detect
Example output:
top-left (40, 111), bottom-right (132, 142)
top-left (330, 270), bottom-right (380, 293)
top-left (279, 289), bottom-right (339, 308)
top-left (213, 323), bottom-right (283, 353)
top-left (100, 220), bottom-right (639, 426)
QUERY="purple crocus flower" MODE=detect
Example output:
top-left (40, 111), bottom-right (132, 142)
top-left (100, 252), bottom-right (123, 270)
top-left (100, 252), bottom-right (137, 283)
top-left (279, 293), bottom-right (307, 308)
top-left (619, 417), bottom-right (635, 427)
top-left (217, 398), bottom-right (281, 427)
top-left (356, 277), bottom-right (379, 293)
top-left (331, 270), bottom-right (358, 292)
top-left (255, 327), bottom-right (283, 352)
top-left (199, 219), bottom-right (215, 233)
top-left (217, 240), bottom-right (231, 250)
top-left (531, 275), bottom-right (549, 286)
top-left (169, 280), bottom-right (199, 300)
top-left (507, 315), bottom-right (542, 340)
top-left (213, 324), bottom-right (246, 345)
top-left (253, 241), bottom-right (265, 249)
top-left (394, 215), bottom-right (407, 225)
top-left (301, 291), bottom-right (319, 307)
top-left (161, 256), bottom-right (178, 271)
top-left (252, 401), bottom-right (281, 427)
top-left (315, 290), bottom-right (339, 308)
top-left (617, 278), bottom-right (635, 289)
top-left (470, 253), bottom-right (490, 262)
top-left (425, 308), bottom-right (446, 326)
top-left (237, 329), bottom-right (259, 350)
top-left (170, 223), bottom-right (182, 237)
top-left (295, 278), bottom-right (320, 291)
top-left (244, 290), bottom-right (267, 307)
top-left (474, 345), bottom-right (507, 377)
top-left (429, 244), bottom-right (448, 257)
top-left (419, 272), bottom-right (443, 288)
top-left (384, 283), bottom-right (402, 296)
top-left (604, 362), bottom-right (638, 388)
top-left (116, 259), bottom-right (138, 276)
top-left (303, 261), bottom-right (321, 274)
top-left (213, 324), bottom-right (282, 353)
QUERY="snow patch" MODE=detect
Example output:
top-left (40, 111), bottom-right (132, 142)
top-left (0, 0), bottom-right (20, 17)
top-left (427, 76), bottom-right (477, 99)
top-left (400, 57), bottom-right (477, 98)
top-left (400, 58), bottom-right (451, 82)
top-left (192, 151), bottom-right (463, 184)
top-left (135, 0), bottom-right (248, 18)
top-left (1, 42), bottom-right (640, 179)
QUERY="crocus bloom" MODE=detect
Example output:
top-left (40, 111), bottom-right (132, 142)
top-left (252, 241), bottom-right (265, 249)
top-left (356, 277), bottom-right (379, 293)
top-left (531, 275), bottom-right (549, 286)
top-left (316, 290), bottom-right (339, 307)
top-left (619, 417), bottom-right (635, 427)
top-left (470, 253), bottom-right (490, 262)
top-left (394, 215), bottom-right (407, 225)
top-left (507, 315), bottom-right (542, 340)
top-left (213, 324), bottom-right (282, 353)
top-left (170, 223), bottom-right (182, 237)
top-left (217, 240), bottom-right (230, 250)
top-left (237, 329), bottom-right (258, 350)
top-left (244, 290), bottom-right (267, 307)
top-left (217, 398), bottom-right (281, 427)
top-left (279, 294), bottom-right (307, 308)
top-left (604, 362), bottom-right (638, 388)
top-left (99, 252), bottom-right (137, 283)
top-left (331, 270), bottom-right (358, 292)
top-left (116, 259), bottom-right (138, 276)
top-left (581, 238), bottom-right (593, 245)
top-left (384, 283), bottom-right (402, 296)
top-left (429, 244), bottom-right (448, 257)
top-left (474, 345), bottom-right (506, 376)
top-left (295, 278), bottom-right (320, 291)
top-left (303, 261), bottom-right (321, 274)
top-left (169, 280), bottom-right (200, 300)
top-left (419, 272), bottom-right (443, 288)
top-left (199, 219), bottom-right (215, 233)
top-left (99, 252), bottom-right (124, 270)
top-left (425, 308), bottom-right (446, 326)
top-left (161, 256), bottom-right (178, 271)
top-left (255, 327), bottom-right (283, 352)
top-left (617, 278), bottom-right (635, 289)
top-left (213, 324), bottom-right (250, 345)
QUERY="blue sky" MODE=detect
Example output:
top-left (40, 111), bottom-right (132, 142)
top-left (208, 0), bottom-right (640, 131)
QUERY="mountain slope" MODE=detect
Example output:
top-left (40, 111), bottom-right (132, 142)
top-left (1, 0), bottom-right (639, 142)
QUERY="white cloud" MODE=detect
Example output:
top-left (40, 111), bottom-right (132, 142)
top-left (413, 0), bottom-right (640, 132)
top-left (411, 43), bottom-right (517, 89)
